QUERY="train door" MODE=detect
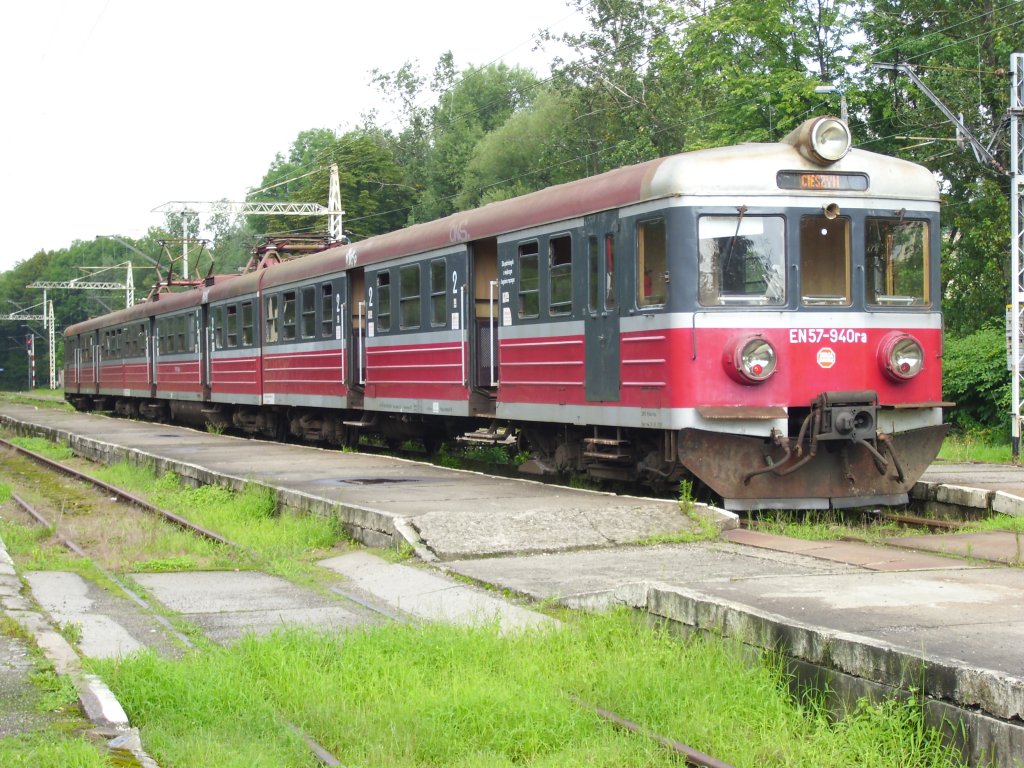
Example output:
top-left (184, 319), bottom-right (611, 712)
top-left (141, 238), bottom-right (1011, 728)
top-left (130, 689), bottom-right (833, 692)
top-left (441, 246), bottom-right (471, 389)
top-left (346, 268), bottom-right (365, 408)
top-left (89, 330), bottom-right (100, 395)
top-left (146, 316), bottom-right (156, 396)
top-left (469, 238), bottom-right (499, 404)
top-left (66, 335), bottom-right (80, 394)
top-left (584, 211), bottom-right (621, 402)
top-left (199, 305), bottom-right (211, 399)
top-left (325, 273), bottom-right (346, 388)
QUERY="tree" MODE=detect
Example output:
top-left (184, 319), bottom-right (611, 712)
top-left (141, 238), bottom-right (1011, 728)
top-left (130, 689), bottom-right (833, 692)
top-left (456, 89), bottom-right (577, 209)
top-left (651, 0), bottom-right (857, 150)
top-left (855, 0), bottom-right (1019, 333)
top-left (249, 128), bottom-right (413, 242)
top-left (544, 0), bottom-right (670, 174)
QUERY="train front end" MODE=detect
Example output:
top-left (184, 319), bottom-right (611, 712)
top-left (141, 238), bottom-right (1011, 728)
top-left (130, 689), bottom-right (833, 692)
top-left (671, 118), bottom-right (947, 510)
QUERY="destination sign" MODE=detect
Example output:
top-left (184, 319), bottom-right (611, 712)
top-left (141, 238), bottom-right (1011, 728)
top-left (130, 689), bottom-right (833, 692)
top-left (776, 171), bottom-right (868, 191)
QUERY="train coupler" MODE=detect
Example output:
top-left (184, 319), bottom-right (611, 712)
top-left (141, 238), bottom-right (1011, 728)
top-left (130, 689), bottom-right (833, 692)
top-left (742, 391), bottom-right (880, 485)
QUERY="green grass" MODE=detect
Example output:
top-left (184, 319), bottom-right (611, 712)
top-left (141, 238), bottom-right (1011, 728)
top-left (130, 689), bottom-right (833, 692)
top-left (96, 611), bottom-right (965, 768)
top-left (963, 514), bottom-right (1024, 534)
top-left (0, 389), bottom-right (72, 411)
top-left (0, 517), bottom-right (84, 571)
top-left (435, 442), bottom-right (521, 468)
top-left (91, 462), bottom-right (346, 578)
top-left (0, 617), bottom-right (110, 767)
top-left (7, 435), bottom-right (75, 461)
top-left (937, 433), bottom-right (1013, 464)
top-left (747, 509), bottom-right (913, 543)
top-left (0, 733), bottom-right (112, 767)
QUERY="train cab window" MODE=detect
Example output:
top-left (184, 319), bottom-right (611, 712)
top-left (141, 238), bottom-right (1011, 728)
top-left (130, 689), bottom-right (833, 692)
top-left (265, 295), bottom-right (280, 343)
top-left (637, 218), bottom-right (667, 307)
top-left (241, 301), bottom-right (254, 346)
top-left (430, 259), bottom-right (447, 327)
top-left (376, 272), bottom-right (391, 333)
top-left (320, 284), bottom-right (334, 337)
top-left (549, 235), bottom-right (573, 316)
top-left (800, 215), bottom-right (851, 306)
top-left (865, 219), bottom-right (929, 307)
top-left (226, 305), bottom-right (239, 348)
top-left (518, 242), bottom-right (540, 319)
top-left (301, 286), bottom-right (316, 339)
top-left (698, 215), bottom-right (785, 306)
top-left (282, 290), bottom-right (297, 341)
top-left (400, 264), bottom-right (421, 329)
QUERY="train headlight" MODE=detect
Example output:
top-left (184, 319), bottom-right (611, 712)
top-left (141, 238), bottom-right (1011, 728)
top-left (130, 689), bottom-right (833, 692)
top-left (785, 116), bottom-right (852, 166)
top-left (725, 336), bottom-right (777, 384)
top-left (810, 117), bottom-right (852, 163)
top-left (879, 332), bottom-right (924, 381)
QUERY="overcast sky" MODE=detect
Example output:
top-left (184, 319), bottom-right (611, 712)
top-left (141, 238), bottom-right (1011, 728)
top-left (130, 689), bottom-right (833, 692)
top-left (0, 0), bottom-right (581, 275)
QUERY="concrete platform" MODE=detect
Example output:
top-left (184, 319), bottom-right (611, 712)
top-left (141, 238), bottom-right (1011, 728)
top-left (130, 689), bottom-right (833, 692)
top-left (886, 530), bottom-right (1024, 566)
top-left (131, 570), bottom-right (375, 645)
top-left (24, 571), bottom-right (149, 659)
top-left (319, 551), bottom-right (553, 632)
top-left (923, 461), bottom-right (1024, 496)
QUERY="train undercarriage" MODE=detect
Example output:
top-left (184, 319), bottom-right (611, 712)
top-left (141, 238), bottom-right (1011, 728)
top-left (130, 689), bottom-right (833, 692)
top-left (69, 388), bottom-right (947, 511)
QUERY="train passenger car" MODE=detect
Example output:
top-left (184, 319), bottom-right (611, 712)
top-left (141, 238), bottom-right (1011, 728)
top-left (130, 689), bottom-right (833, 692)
top-left (65, 117), bottom-right (948, 511)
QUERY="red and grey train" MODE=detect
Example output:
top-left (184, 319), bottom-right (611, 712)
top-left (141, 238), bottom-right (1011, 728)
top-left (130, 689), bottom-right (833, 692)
top-left (64, 117), bottom-right (948, 511)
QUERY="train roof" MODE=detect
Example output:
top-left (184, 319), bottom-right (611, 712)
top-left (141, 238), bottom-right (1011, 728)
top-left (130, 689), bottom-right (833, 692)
top-left (260, 134), bottom-right (938, 287)
top-left (67, 122), bottom-right (938, 334)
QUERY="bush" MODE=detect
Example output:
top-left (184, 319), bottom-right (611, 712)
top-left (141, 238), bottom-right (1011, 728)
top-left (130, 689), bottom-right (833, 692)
top-left (942, 325), bottom-right (1011, 439)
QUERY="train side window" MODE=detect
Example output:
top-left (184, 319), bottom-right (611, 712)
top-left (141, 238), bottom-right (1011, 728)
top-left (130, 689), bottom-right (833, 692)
top-left (226, 305), bottom-right (239, 348)
top-left (430, 258), bottom-right (447, 327)
top-left (698, 215), bottom-right (786, 306)
top-left (301, 286), bottom-right (316, 339)
top-left (320, 284), bottom-right (333, 338)
top-left (518, 242), bottom-right (539, 319)
top-left (636, 218), bottom-right (667, 307)
top-left (549, 234), bottom-right (573, 316)
top-left (588, 237), bottom-right (599, 312)
top-left (588, 235), bottom-right (616, 312)
top-left (265, 295), bottom-right (279, 343)
top-left (377, 272), bottom-right (391, 333)
top-left (282, 290), bottom-right (297, 341)
top-left (212, 308), bottom-right (225, 350)
top-left (800, 215), bottom-right (851, 306)
top-left (865, 219), bottom-right (929, 307)
top-left (241, 301), bottom-right (254, 346)
top-left (400, 264), bottom-right (421, 330)
top-left (176, 315), bottom-right (187, 353)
